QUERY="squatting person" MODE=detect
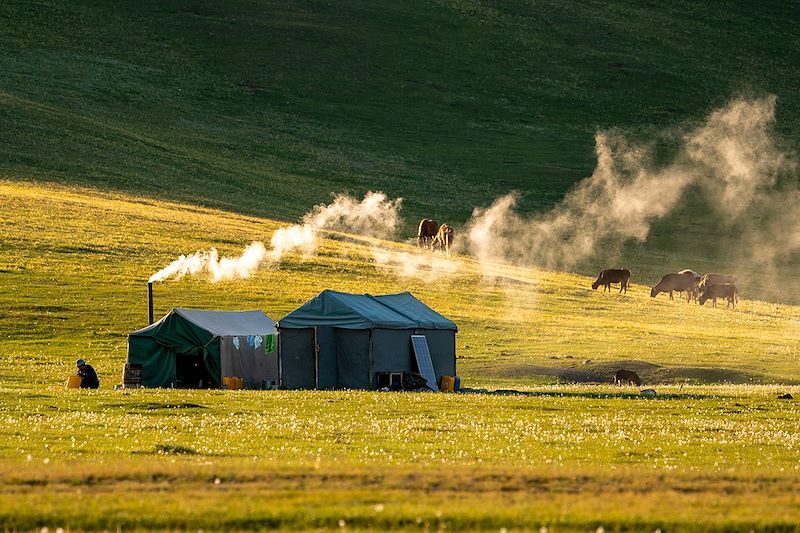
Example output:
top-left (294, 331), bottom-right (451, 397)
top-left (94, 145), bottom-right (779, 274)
top-left (76, 359), bottom-right (100, 389)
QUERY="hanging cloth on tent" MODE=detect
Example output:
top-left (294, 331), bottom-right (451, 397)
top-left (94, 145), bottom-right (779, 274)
top-left (264, 333), bottom-right (276, 353)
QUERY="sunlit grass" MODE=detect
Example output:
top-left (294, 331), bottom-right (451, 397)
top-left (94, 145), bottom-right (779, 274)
top-left (2, 180), bottom-right (799, 389)
top-left (1, 385), bottom-right (799, 531)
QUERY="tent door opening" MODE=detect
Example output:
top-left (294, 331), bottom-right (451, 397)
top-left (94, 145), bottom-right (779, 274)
top-left (175, 350), bottom-right (216, 389)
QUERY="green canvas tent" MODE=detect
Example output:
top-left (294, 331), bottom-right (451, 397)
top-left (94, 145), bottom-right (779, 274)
top-left (127, 308), bottom-right (277, 388)
top-left (278, 290), bottom-right (457, 390)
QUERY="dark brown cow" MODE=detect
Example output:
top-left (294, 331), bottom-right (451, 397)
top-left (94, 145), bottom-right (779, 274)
top-left (612, 369), bottom-right (642, 386)
top-left (417, 219), bottom-right (438, 248)
top-left (431, 223), bottom-right (454, 257)
top-left (699, 283), bottom-right (737, 308)
top-left (650, 272), bottom-right (696, 301)
top-left (592, 268), bottom-right (631, 293)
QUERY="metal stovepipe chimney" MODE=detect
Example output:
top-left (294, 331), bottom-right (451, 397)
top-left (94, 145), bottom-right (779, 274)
top-left (147, 282), bottom-right (154, 325)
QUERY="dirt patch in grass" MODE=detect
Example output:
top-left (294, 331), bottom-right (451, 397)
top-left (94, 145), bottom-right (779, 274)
top-left (479, 359), bottom-right (781, 385)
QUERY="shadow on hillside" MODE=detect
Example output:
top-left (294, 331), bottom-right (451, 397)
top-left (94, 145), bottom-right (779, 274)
top-left (480, 359), bottom-right (799, 385)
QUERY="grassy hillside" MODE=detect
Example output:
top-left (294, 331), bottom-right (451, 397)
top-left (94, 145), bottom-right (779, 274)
top-left (2, 180), bottom-right (798, 387)
top-left (3, 1), bottom-right (800, 299)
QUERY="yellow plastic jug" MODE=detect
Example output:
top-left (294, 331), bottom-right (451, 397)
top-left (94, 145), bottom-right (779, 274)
top-left (439, 375), bottom-right (455, 392)
top-left (223, 376), bottom-right (243, 390)
top-left (66, 375), bottom-right (81, 389)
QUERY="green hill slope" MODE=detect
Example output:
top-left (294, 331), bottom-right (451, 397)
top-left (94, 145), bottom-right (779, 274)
top-left (2, 1), bottom-right (800, 299)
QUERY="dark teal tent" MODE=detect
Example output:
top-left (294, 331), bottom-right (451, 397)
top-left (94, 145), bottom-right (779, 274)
top-left (278, 291), bottom-right (457, 389)
top-left (127, 308), bottom-right (277, 388)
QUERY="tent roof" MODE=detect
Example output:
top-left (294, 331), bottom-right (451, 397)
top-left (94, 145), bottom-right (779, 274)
top-left (131, 308), bottom-right (276, 337)
top-left (278, 290), bottom-right (457, 331)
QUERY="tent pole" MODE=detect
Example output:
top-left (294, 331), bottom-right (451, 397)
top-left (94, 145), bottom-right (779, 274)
top-left (368, 329), bottom-right (373, 390)
top-left (277, 327), bottom-right (282, 388)
top-left (453, 330), bottom-right (457, 376)
top-left (313, 327), bottom-right (319, 390)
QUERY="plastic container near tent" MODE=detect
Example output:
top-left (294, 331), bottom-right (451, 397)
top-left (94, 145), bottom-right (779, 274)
top-left (278, 290), bottom-right (457, 390)
top-left (127, 309), bottom-right (277, 389)
top-left (65, 375), bottom-right (81, 389)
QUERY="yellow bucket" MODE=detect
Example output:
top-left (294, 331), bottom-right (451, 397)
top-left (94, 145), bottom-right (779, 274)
top-left (66, 374), bottom-right (81, 389)
top-left (439, 375), bottom-right (455, 392)
top-left (223, 376), bottom-right (243, 390)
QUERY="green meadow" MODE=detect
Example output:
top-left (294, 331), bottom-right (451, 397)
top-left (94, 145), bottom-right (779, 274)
top-left (3, 181), bottom-right (799, 388)
top-left (2, 386), bottom-right (800, 532)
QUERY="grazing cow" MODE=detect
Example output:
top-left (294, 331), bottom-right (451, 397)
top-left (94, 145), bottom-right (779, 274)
top-left (591, 268), bottom-right (631, 293)
top-left (431, 223), bottom-right (454, 257)
top-left (650, 272), bottom-right (696, 301)
top-left (699, 273), bottom-right (738, 292)
top-left (417, 219), bottom-right (438, 248)
top-left (613, 369), bottom-right (642, 386)
top-left (678, 270), bottom-right (702, 303)
top-left (699, 283), bottom-right (737, 308)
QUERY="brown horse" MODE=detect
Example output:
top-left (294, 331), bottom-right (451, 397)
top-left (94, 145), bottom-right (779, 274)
top-left (431, 223), bottom-right (454, 257)
top-left (417, 219), bottom-right (438, 248)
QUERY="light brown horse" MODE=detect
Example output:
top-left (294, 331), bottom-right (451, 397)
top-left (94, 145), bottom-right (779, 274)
top-left (431, 223), bottom-right (454, 257)
top-left (417, 219), bottom-right (438, 248)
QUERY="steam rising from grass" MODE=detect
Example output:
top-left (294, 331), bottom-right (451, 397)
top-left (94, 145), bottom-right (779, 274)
top-left (371, 247), bottom-right (461, 279)
top-left (268, 225), bottom-right (316, 261)
top-left (464, 96), bottom-right (799, 271)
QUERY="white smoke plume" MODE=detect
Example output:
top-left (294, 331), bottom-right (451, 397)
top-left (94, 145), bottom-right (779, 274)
top-left (303, 191), bottom-right (403, 239)
top-left (148, 241), bottom-right (269, 283)
top-left (149, 191), bottom-right (404, 282)
top-left (268, 225), bottom-right (316, 261)
top-left (148, 251), bottom-right (209, 283)
top-left (463, 96), bottom-right (799, 270)
top-left (149, 97), bottom-right (800, 288)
